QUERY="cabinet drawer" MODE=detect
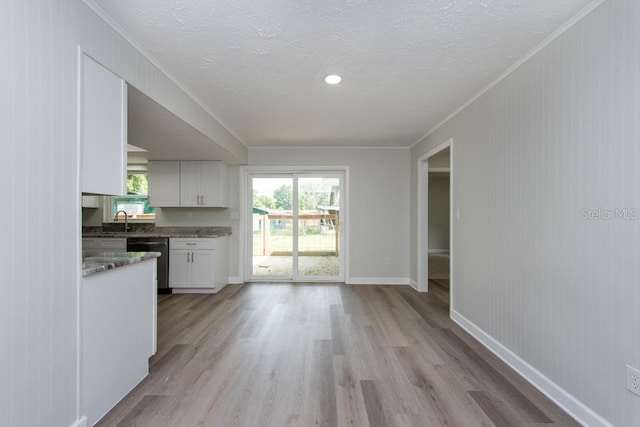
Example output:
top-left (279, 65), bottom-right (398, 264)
top-left (169, 238), bottom-right (215, 250)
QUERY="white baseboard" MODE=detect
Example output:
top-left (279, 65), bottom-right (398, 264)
top-left (409, 279), bottom-right (419, 291)
top-left (346, 277), bottom-right (410, 285)
top-left (69, 416), bottom-right (87, 427)
top-left (228, 276), bottom-right (244, 284)
top-left (172, 288), bottom-right (218, 294)
top-left (450, 310), bottom-right (613, 427)
top-left (428, 249), bottom-right (450, 254)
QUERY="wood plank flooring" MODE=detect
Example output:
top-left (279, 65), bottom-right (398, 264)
top-left (96, 282), bottom-right (578, 427)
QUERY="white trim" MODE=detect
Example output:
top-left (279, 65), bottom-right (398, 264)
top-left (428, 249), bottom-right (450, 254)
top-left (75, 46), bottom-right (85, 422)
top-left (409, 279), bottom-right (419, 291)
top-left (251, 146), bottom-right (410, 150)
top-left (346, 278), bottom-right (410, 286)
top-left (448, 143), bottom-right (454, 312)
top-left (243, 165), bottom-right (349, 173)
top-left (451, 310), bottom-right (613, 427)
top-left (416, 140), bottom-right (452, 164)
top-left (238, 167), bottom-right (247, 284)
top-left (172, 288), bottom-right (218, 294)
top-left (69, 416), bottom-right (88, 427)
top-left (242, 166), bottom-right (348, 283)
top-left (417, 139), bottom-right (452, 293)
top-left (228, 276), bottom-right (244, 285)
top-left (410, 0), bottom-right (607, 148)
top-left (81, 0), bottom-right (247, 147)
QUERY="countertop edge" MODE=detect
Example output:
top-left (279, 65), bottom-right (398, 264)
top-left (82, 252), bottom-right (161, 277)
top-left (82, 231), bottom-right (232, 238)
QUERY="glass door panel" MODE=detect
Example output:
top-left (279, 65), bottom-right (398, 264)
top-left (296, 176), bottom-right (341, 279)
top-left (251, 177), bottom-right (294, 279)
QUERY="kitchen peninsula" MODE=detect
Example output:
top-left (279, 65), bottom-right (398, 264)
top-left (82, 251), bottom-right (160, 426)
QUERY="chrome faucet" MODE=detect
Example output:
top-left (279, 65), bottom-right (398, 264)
top-left (114, 210), bottom-right (130, 232)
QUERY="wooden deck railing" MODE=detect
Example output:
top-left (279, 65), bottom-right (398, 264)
top-left (257, 214), bottom-right (339, 256)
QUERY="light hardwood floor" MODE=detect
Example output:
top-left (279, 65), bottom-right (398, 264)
top-left (97, 282), bottom-right (578, 426)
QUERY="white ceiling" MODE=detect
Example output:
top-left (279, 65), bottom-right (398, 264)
top-left (93, 0), bottom-right (593, 148)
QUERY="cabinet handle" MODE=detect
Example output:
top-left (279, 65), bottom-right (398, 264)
top-left (191, 251), bottom-right (195, 263)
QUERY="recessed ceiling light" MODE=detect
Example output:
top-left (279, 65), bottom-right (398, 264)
top-left (324, 74), bottom-right (342, 85)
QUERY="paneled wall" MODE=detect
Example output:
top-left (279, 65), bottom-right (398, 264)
top-left (0, 0), bottom-right (243, 425)
top-left (411, 0), bottom-right (639, 425)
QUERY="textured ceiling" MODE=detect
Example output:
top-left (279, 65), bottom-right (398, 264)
top-left (92, 0), bottom-right (593, 148)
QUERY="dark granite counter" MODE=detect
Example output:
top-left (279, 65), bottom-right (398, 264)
top-left (82, 251), bottom-right (161, 277)
top-left (82, 225), bottom-right (232, 238)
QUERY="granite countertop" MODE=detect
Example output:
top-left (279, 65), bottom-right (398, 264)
top-left (82, 225), bottom-right (232, 238)
top-left (82, 251), bottom-right (161, 277)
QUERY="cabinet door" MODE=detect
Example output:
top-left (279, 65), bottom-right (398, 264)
top-left (169, 250), bottom-right (191, 288)
top-left (180, 161), bottom-right (201, 207)
top-left (81, 54), bottom-right (127, 196)
top-left (200, 162), bottom-right (229, 207)
top-left (191, 250), bottom-right (215, 288)
top-left (148, 161), bottom-right (180, 207)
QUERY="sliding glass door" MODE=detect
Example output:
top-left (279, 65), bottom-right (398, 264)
top-left (249, 172), bottom-right (343, 281)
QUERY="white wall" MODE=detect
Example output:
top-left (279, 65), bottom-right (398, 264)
top-left (249, 147), bottom-right (410, 283)
top-left (0, 0), bottom-right (244, 425)
top-left (428, 174), bottom-right (450, 252)
top-left (411, 1), bottom-right (639, 425)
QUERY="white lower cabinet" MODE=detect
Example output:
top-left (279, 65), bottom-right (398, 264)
top-left (169, 238), bottom-right (228, 293)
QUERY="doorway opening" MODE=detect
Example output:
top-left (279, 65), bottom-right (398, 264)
top-left (417, 139), bottom-right (452, 309)
top-left (247, 171), bottom-right (344, 282)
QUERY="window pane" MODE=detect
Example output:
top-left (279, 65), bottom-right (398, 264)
top-left (127, 173), bottom-right (148, 195)
top-left (113, 197), bottom-right (156, 220)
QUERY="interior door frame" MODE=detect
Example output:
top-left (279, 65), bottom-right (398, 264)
top-left (417, 139), bottom-right (453, 306)
top-left (241, 166), bottom-right (349, 283)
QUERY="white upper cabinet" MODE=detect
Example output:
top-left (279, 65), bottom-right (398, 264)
top-left (200, 161), bottom-right (229, 207)
top-left (81, 54), bottom-right (127, 196)
top-left (148, 161), bottom-right (228, 208)
top-left (179, 161), bottom-right (201, 207)
top-left (148, 161), bottom-right (180, 207)
top-left (180, 161), bottom-right (228, 208)
top-left (81, 195), bottom-right (100, 208)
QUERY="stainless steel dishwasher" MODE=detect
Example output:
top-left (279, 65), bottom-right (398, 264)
top-left (126, 237), bottom-right (170, 293)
